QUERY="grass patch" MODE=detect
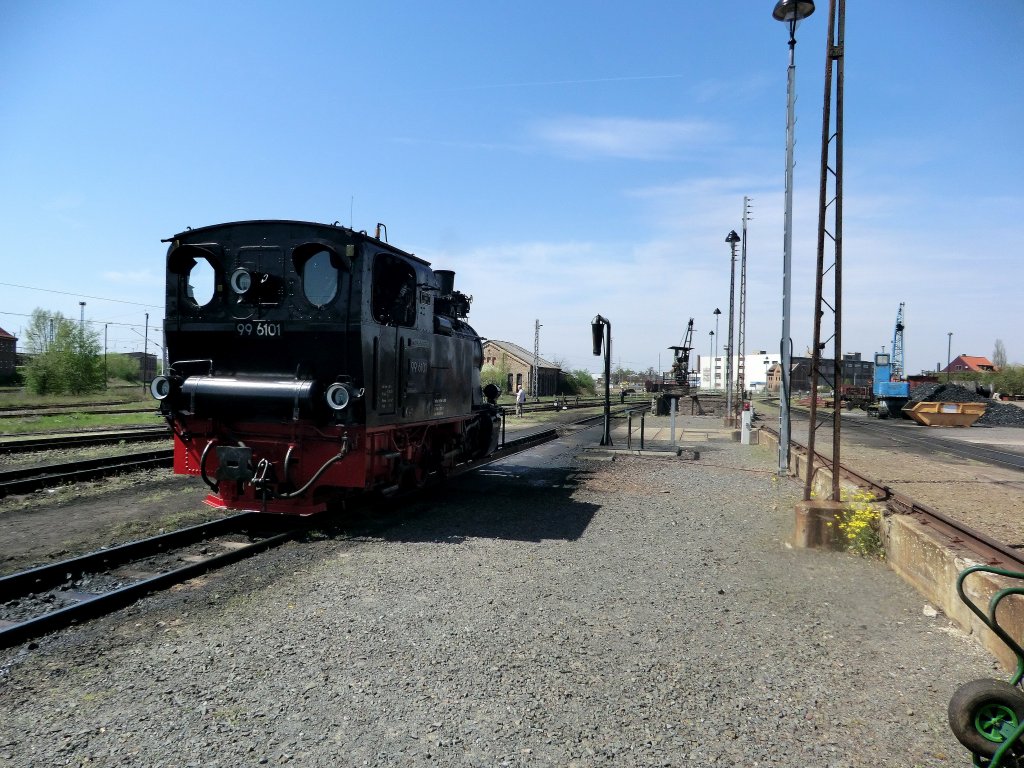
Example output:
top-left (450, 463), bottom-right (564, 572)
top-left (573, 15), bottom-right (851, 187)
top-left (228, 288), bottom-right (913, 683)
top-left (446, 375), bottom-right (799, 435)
top-left (0, 384), bottom-right (150, 409)
top-left (0, 410), bottom-right (163, 435)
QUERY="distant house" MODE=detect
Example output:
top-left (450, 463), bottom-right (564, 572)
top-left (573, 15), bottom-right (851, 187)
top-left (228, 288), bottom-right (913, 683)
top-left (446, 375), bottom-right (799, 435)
top-left (942, 355), bottom-right (997, 374)
top-left (0, 326), bottom-right (17, 377)
top-left (125, 351), bottom-right (159, 381)
top-left (481, 340), bottom-right (561, 396)
top-left (765, 354), bottom-right (874, 393)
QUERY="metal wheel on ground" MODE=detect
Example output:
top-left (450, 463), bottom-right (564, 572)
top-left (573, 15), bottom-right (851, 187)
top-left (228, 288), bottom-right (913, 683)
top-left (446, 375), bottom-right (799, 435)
top-left (949, 678), bottom-right (1024, 760)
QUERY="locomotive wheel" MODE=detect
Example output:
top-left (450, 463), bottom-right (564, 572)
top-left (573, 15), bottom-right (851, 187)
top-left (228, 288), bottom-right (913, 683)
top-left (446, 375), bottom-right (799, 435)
top-left (949, 678), bottom-right (1024, 758)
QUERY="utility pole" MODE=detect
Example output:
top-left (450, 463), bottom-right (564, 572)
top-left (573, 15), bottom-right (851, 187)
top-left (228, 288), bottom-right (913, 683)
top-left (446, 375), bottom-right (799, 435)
top-left (143, 312), bottom-right (149, 388)
top-left (803, 0), bottom-right (846, 503)
top-left (947, 331), bottom-right (953, 382)
top-left (724, 230), bottom-right (741, 423)
top-left (773, 0), bottom-right (815, 476)
top-left (737, 197), bottom-right (752, 416)
top-left (532, 319), bottom-right (541, 398)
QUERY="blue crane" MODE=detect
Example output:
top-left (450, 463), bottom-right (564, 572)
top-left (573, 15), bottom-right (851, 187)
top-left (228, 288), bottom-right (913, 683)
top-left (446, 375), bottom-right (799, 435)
top-left (872, 302), bottom-right (910, 418)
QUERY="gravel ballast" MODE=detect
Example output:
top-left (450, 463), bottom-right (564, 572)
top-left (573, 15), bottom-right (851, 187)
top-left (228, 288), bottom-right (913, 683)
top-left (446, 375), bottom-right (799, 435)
top-left (0, 421), bottom-right (1003, 766)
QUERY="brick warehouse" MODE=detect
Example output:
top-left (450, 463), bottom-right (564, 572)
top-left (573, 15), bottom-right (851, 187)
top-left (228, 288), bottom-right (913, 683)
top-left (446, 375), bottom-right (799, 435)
top-left (0, 327), bottom-right (17, 378)
top-left (481, 340), bottom-right (561, 396)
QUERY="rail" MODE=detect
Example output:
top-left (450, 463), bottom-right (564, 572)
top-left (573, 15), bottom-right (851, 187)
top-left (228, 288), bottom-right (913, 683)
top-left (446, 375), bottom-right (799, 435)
top-left (762, 423), bottom-right (1024, 571)
top-left (0, 448), bottom-right (174, 497)
top-left (0, 513), bottom-right (297, 649)
top-left (0, 427), bottom-right (171, 455)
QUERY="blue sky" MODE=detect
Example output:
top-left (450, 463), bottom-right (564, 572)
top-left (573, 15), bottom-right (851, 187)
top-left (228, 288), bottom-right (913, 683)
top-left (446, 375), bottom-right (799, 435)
top-left (1, 1), bottom-right (1021, 377)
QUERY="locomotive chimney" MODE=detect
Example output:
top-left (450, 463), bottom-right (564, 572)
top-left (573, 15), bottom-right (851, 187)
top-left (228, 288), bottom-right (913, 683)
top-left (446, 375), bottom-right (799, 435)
top-left (435, 270), bottom-right (455, 295)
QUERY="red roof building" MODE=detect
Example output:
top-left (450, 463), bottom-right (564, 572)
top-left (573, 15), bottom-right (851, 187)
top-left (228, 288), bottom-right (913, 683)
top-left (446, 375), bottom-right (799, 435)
top-left (0, 326), bottom-right (17, 377)
top-left (942, 355), bottom-right (997, 374)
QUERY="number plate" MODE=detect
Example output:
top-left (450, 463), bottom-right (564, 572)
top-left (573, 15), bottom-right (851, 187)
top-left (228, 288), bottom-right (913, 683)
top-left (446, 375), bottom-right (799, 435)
top-left (236, 322), bottom-right (283, 337)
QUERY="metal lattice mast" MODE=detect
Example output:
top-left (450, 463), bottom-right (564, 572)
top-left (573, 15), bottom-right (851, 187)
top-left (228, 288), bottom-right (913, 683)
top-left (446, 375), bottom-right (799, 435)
top-left (532, 318), bottom-right (541, 397)
top-left (736, 197), bottom-right (752, 414)
top-left (804, 0), bottom-right (845, 503)
top-left (892, 302), bottom-right (905, 381)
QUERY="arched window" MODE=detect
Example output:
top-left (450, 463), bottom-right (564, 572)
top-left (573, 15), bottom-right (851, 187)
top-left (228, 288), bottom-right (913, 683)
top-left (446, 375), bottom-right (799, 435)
top-left (168, 245), bottom-right (219, 308)
top-left (293, 244), bottom-right (344, 308)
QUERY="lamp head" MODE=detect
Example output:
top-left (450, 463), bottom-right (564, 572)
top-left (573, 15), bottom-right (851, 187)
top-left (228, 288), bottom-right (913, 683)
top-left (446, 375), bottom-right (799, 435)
top-left (725, 230), bottom-right (741, 245)
top-left (772, 0), bottom-right (815, 22)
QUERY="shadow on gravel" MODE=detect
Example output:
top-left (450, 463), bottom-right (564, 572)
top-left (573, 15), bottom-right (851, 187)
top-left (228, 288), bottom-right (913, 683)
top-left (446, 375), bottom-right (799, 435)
top-left (375, 465), bottom-right (599, 545)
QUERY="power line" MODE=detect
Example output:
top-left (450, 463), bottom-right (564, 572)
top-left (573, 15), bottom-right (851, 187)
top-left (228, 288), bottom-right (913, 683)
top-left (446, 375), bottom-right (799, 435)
top-left (0, 310), bottom-right (155, 330)
top-left (0, 281), bottom-right (161, 309)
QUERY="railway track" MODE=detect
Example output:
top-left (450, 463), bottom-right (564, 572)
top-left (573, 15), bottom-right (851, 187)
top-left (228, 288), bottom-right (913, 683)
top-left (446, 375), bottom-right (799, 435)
top-left (839, 414), bottom-right (1024, 472)
top-left (0, 427), bottom-right (171, 455)
top-left (0, 406), bottom-right (157, 420)
top-left (0, 513), bottom-right (295, 649)
top-left (0, 419), bottom-right (588, 648)
top-left (763, 423), bottom-right (1024, 572)
top-left (0, 448), bottom-right (174, 497)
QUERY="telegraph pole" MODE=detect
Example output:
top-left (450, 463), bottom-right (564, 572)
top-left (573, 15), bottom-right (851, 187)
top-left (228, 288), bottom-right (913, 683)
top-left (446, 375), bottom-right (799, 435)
top-left (736, 197), bottom-right (752, 416)
top-left (532, 319), bottom-right (541, 397)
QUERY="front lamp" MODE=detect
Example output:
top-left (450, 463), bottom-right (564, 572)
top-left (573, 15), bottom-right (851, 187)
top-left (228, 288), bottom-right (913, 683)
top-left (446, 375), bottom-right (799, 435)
top-left (325, 383), bottom-right (350, 411)
top-left (230, 268), bottom-right (253, 296)
top-left (150, 375), bottom-right (171, 400)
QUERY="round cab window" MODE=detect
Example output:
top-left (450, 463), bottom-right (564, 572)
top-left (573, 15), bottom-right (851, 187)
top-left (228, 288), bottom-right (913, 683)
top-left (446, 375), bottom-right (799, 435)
top-left (187, 258), bottom-right (216, 306)
top-left (301, 250), bottom-right (338, 307)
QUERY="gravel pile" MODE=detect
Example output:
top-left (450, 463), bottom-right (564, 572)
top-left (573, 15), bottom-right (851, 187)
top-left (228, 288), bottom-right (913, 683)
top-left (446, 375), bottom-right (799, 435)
top-left (908, 383), bottom-right (985, 404)
top-left (908, 383), bottom-right (1024, 427)
top-left (0, 423), bottom-right (1002, 766)
top-left (976, 402), bottom-right (1024, 427)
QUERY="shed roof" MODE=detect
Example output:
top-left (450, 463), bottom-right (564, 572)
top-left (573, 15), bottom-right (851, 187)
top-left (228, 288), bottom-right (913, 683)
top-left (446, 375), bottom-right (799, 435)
top-left (0, 327), bottom-right (16, 340)
top-left (483, 339), bottom-right (560, 370)
top-left (946, 355), bottom-right (996, 372)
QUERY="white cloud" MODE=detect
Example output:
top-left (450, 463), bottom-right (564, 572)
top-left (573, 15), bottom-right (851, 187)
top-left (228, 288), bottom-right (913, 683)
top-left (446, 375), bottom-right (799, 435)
top-left (531, 116), bottom-right (724, 160)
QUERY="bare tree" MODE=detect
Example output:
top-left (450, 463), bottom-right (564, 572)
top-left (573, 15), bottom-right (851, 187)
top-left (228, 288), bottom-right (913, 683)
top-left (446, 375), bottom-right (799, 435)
top-left (993, 339), bottom-right (1008, 369)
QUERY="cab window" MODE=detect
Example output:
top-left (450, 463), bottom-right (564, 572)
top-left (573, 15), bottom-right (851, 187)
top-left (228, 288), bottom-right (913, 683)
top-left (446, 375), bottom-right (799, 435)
top-left (169, 245), bottom-right (219, 308)
top-left (302, 250), bottom-right (337, 306)
top-left (293, 244), bottom-right (344, 308)
top-left (372, 253), bottom-right (417, 327)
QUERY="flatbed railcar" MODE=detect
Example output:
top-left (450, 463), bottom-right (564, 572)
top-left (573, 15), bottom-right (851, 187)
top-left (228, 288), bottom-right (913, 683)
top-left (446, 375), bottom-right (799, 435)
top-left (151, 220), bottom-right (500, 514)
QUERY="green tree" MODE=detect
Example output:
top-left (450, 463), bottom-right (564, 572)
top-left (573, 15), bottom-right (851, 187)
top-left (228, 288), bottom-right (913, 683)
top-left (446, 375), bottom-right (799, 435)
top-left (481, 352), bottom-right (512, 393)
top-left (559, 369), bottom-right (596, 396)
top-left (24, 309), bottom-right (105, 395)
top-left (480, 364), bottom-right (505, 392)
top-left (106, 353), bottom-right (141, 382)
top-left (612, 366), bottom-right (635, 385)
top-left (993, 365), bottom-right (1024, 396)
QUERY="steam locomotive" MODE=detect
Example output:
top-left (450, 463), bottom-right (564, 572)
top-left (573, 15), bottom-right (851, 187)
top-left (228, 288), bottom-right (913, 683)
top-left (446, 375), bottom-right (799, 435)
top-left (150, 220), bottom-right (501, 514)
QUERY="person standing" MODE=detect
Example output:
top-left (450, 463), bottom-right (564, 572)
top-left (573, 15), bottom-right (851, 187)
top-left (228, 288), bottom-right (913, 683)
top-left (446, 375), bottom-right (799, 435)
top-left (515, 385), bottom-right (526, 417)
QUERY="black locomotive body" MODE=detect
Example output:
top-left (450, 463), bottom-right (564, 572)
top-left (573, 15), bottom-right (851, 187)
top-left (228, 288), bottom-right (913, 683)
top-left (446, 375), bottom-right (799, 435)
top-left (152, 220), bottom-right (500, 514)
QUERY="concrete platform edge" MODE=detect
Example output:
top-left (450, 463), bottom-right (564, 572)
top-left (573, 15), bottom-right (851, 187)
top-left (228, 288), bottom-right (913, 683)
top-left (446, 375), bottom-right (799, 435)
top-left (761, 426), bottom-right (1023, 670)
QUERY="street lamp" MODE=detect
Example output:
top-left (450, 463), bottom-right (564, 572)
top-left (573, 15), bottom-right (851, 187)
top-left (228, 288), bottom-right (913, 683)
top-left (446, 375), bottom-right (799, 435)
top-left (947, 331), bottom-right (953, 382)
top-left (708, 330), bottom-right (714, 388)
top-left (713, 308), bottom-right (721, 357)
top-left (725, 230), bottom-right (741, 422)
top-left (773, 0), bottom-right (814, 475)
